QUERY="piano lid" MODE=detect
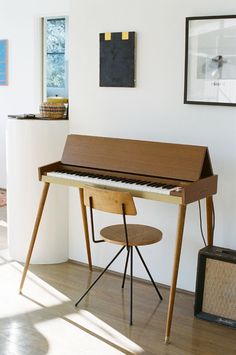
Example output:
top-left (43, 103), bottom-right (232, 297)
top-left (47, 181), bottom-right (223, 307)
top-left (61, 135), bottom-right (213, 182)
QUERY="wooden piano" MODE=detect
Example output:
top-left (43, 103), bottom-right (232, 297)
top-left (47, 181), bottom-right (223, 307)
top-left (19, 134), bottom-right (218, 343)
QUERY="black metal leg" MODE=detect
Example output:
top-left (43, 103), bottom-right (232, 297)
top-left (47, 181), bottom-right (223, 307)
top-left (75, 246), bottom-right (126, 307)
top-left (122, 247), bottom-right (130, 289)
top-left (135, 246), bottom-right (163, 301)
top-left (130, 246), bottom-right (133, 325)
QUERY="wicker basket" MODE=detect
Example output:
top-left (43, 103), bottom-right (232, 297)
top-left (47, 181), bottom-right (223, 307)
top-left (39, 102), bottom-right (65, 119)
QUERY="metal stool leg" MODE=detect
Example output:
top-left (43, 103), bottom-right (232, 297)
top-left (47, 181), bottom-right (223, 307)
top-left (135, 246), bottom-right (163, 301)
top-left (122, 247), bottom-right (130, 289)
top-left (130, 246), bottom-right (133, 325)
top-left (75, 246), bottom-right (126, 307)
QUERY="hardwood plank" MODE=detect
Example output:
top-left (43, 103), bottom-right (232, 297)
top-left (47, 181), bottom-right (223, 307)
top-left (22, 261), bottom-right (236, 355)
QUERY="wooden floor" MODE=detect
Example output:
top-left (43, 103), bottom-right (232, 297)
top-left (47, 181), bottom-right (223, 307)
top-left (0, 214), bottom-right (235, 354)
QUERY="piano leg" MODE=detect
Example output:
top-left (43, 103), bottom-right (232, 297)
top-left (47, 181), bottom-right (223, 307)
top-left (165, 204), bottom-right (186, 344)
top-left (79, 188), bottom-right (93, 271)
top-left (19, 182), bottom-right (50, 293)
top-left (206, 196), bottom-right (214, 246)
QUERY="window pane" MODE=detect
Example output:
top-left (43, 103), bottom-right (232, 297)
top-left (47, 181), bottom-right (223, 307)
top-left (43, 16), bottom-right (68, 98)
top-left (47, 53), bottom-right (65, 88)
top-left (46, 19), bottom-right (65, 53)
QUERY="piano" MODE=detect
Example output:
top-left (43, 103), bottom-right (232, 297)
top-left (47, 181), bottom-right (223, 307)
top-left (19, 134), bottom-right (218, 343)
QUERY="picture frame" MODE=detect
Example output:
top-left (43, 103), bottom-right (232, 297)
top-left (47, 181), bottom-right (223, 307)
top-left (100, 31), bottom-right (135, 87)
top-left (184, 15), bottom-right (236, 106)
top-left (0, 39), bottom-right (8, 86)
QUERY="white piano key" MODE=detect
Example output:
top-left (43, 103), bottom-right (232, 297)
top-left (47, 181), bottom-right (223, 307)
top-left (47, 171), bottom-right (179, 195)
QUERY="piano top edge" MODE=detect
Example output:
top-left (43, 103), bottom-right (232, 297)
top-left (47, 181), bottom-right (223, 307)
top-left (68, 134), bottom-right (209, 150)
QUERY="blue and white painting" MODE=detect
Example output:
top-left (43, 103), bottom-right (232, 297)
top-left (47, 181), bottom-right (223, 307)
top-left (0, 40), bottom-right (8, 85)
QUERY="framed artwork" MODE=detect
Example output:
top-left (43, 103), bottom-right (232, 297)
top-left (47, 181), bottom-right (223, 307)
top-left (100, 31), bottom-right (135, 87)
top-left (184, 16), bottom-right (236, 106)
top-left (0, 39), bottom-right (8, 86)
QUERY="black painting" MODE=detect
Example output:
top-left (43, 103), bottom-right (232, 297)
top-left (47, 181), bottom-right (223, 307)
top-left (100, 32), bottom-right (135, 87)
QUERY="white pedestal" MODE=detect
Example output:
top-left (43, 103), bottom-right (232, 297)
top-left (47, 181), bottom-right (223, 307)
top-left (7, 119), bottom-right (69, 263)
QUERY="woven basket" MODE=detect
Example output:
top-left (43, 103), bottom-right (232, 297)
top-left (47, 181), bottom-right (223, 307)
top-left (40, 102), bottom-right (65, 119)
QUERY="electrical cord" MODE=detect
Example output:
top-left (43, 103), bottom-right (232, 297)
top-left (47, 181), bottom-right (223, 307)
top-left (198, 199), bottom-right (215, 247)
top-left (198, 200), bottom-right (207, 246)
top-left (212, 201), bottom-right (215, 235)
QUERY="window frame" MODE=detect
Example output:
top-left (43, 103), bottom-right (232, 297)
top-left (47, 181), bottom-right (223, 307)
top-left (42, 15), bottom-right (69, 100)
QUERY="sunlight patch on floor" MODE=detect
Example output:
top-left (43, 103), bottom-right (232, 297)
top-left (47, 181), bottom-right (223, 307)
top-left (36, 314), bottom-right (144, 355)
top-left (0, 261), bottom-right (42, 318)
top-left (0, 254), bottom-right (144, 354)
top-left (66, 310), bottom-right (145, 354)
top-left (20, 268), bottom-right (71, 307)
top-left (0, 259), bottom-right (70, 319)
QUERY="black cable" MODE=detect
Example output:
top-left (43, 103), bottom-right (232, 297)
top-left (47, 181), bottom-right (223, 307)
top-left (198, 200), bottom-right (207, 247)
top-left (212, 200), bottom-right (215, 236)
top-left (198, 199), bottom-right (216, 247)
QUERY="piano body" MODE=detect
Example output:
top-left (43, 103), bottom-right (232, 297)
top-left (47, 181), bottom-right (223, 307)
top-left (19, 134), bottom-right (218, 343)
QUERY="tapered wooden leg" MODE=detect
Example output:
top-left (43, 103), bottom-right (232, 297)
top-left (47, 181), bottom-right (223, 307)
top-left (19, 182), bottom-right (50, 293)
top-left (206, 196), bottom-right (214, 246)
top-left (79, 188), bottom-right (92, 271)
top-left (165, 204), bottom-right (186, 344)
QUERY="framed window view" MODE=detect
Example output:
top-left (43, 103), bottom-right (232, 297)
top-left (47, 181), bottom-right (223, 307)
top-left (184, 15), bottom-right (236, 106)
top-left (42, 16), bottom-right (69, 99)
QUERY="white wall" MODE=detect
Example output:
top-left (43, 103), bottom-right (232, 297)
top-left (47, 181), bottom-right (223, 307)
top-left (69, 0), bottom-right (236, 291)
top-left (0, 0), bottom-right (69, 188)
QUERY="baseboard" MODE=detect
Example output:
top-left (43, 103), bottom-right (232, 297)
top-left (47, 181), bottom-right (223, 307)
top-left (68, 258), bottom-right (194, 296)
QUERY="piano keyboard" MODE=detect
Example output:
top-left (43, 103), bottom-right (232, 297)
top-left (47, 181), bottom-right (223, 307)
top-left (47, 170), bottom-right (180, 195)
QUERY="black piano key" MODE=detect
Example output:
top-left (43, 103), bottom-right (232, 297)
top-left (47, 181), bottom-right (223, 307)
top-left (124, 179), bottom-right (138, 183)
top-left (147, 183), bottom-right (163, 187)
top-left (146, 182), bottom-right (155, 187)
top-left (120, 178), bottom-right (129, 182)
top-left (137, 181), bottom-right (150, 185)
top-left (164, 185), bottom-right (176, 189)
top-left (102, 176), bottom-right (113, 180)
top-left (71, 171), bottom-right (84, 176)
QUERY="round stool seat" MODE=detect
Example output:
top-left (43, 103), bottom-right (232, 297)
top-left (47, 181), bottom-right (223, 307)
top-left (100, 224), bottom-right (162, 246)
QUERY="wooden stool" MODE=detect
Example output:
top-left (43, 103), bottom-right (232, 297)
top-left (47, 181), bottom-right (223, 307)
top-left (75, 186), bottom-right (163, 325)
